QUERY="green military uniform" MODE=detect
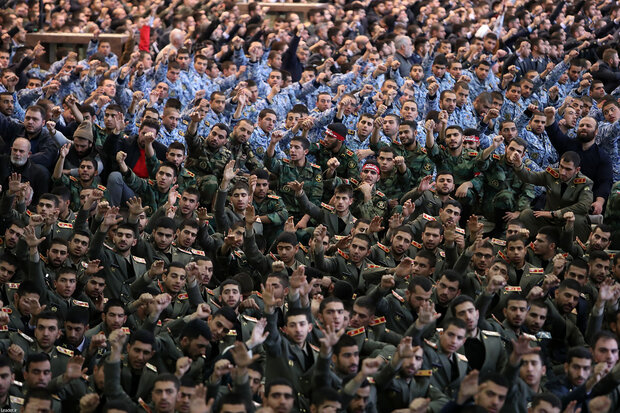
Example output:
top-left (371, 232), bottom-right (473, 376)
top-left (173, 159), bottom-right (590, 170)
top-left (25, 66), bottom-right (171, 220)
top-left (344, 324), bottom-right (397, 359)
top-left (297, 192), bottom-right (356, 237)
top-left (9, 331), bottom-right (73, 377)
top-left (373, 287), bottom-right (417, 335)
top-left (88, 230), bottom-right (148, 301)
top-left (153, 327), bottom-right (207, 384)
top-left (514, 165), bottom-right (594, 241)
top-left (427, 143), bottom-right (482, 203)
top-left (372, 140), bottom-right (435, 188)
top-left (92, 124), bottom-right (121, 151)
top-left (314, 248), bottom-right (376, 294)
top-left (146, 154), bottom-right (197, 193)
top-left (226, 139), bottom-right (264, 173)
top-left (129, 274), bottom-right (201, 319)
top-left (605, 181), bottom-right (620, 248)
top-left (353, 185), bottom-right (389, 221)
top-left (118, 357), bottom-right (159, 404)
top-left (122, 170), bottom-right (170, 216)
top-left (263, 155), bottom-right (323, 221)
top-left (253, 193), bottom-right (289, 246)
top-left (243, 229), bottom-right (303, 281)
top-left (376, 169), bottom-right (413, 203)
top-left (214, 189), bottom-right (263, 234)
top-left (400, 189), bottom-right (445, 220)
top-left (422, 337), bottom-right (469, 398)
top-left (309, 140), bottom-right (360, 182)
top-left (134, 237), bottom-right (205, 268)
top-left (477, 153), bottom-right (535, 221)
top-left (184, 129), bottom-right (234, 205)
top-left (54, 175), bottom-right (109, 212)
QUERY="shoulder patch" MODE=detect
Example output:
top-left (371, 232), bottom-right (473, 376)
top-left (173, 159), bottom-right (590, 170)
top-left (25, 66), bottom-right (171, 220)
top-left (411, 240), bottom-right (423, 249)
top-left (377, 243), bottom-right (390, 253)
top-left (576, 237), bottom-right (587, 251)
top-left (310, 163), bottom-right (321, 169)
top-left (69, 175), bottom-right (78, 182)
top-left (481, 330), bottom-right (501, 337)
top-left (457, 353), bottom-right (468, 362)
top-left (18, 330), bottom-right (33, 343)
top-left (184, 169), bottom-right (195, 177)
top-left (346, 149), bottom-right (354, 157)
top-left (491, 238), bottom-right (506, 246)
top-left (391, 290), bottom-right (404, 303)
top-left (455, 227), bottom-right (465, 235)
top-left (72, 299), bottom-right (89, 308)
top-left (376, 190), bottom-right (385, 197)
top-left (492, 154), bottom-right (500, 160)
top-left (9, 396), bottom-right (23, 405)
top-left (133, 256), bottom-right (146, 264)
top-left (468, 151), bottom-right (478, 157)
top-left (1, 308), bottom-right (11, 314)
top-left (309, 343), bottom-right (320, 352)
top-left (177, 293), bottom-right (188, 300)
top-left (529, 267), bottom-right (544, 274)
top-left (56, 346), bottom-right (74, 356)
top-left (498, 250), bottom-right (509, 262)
top-left (347, 327), bottom-right (365, 336)
top-left (57, 222), bottom-right (73, 229)
top-left (321, 202), bottom-right (335, 211)
top-left (7, 283), bottom-right (19, 289)
top-left (504, 286), bottom-right (522, 292)
top-left (415, 369), bottom-right (433, 377)
top-left (337, 249), bottom-right (349, 260)
top-left (191, 248), bottom-right (205, 256)
top-left (121, 327), bottom-right (131, 334)
top-left (546, 166), bottom-right (559, 179)
top-left (439, 250), bottom-right (445, 258)
top-left (369, 316), bottom-right (386, 326)
top-left (267, 194), bottom-right (281, 200)
top-left (424, 338), bottom-right (437, 349)
top-left (146, 363), bottom-right (158, 373)
top-left (242, 314), bottom-right (258, 323)
top-left (422, 213), bottom-right (436, 221)
top-left (97, 185), bottom-right (107, 191)
top-left (366, 264), bottom-right (381, 269)
top-left (573, 177), bottom-right (586, 184)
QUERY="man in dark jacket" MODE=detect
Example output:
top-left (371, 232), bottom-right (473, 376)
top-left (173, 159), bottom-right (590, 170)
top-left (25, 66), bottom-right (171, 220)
top-left (592, 49), bottom-right (620, 93)
top-left (0, 137), bottom-right (50, 204)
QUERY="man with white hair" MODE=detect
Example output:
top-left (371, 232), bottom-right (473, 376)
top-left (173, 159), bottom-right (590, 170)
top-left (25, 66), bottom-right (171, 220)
top-left (394, 35), bottom-right (413, 77)
top-left (0, 137), bottom-right (50, 204)
top-left (156, 28), bottom-right (187, 63)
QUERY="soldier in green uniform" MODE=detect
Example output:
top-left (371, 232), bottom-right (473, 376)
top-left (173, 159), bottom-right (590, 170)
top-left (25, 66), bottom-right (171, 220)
top-left (251, 169), bottom-right (288, 246)
top-left (264, 134), bottom-right (323, 221)
top-left (511, 150), bottom-right (594, 242)
top-left (226, 119), bottom-right (264, 173)
top-left (52, 148), bottom-right (108, 212)
top-left (350, 161), bottom-right (389, 221)
top-left (400, 173), bottom-right (456, 220)
top-left (184, 109), bottom-right (234, 206)
top-left (145, 141), bottom-right (197, 194)
top-left (350, 296), bottom-right (403, 347)
top-left (477, 136), bottom-right (536, 237)
top-left (371, 119), bottom-right (435, 188)
top-left (309, 123), bottom-right (360, 188)
top-left (375, 146), bottom-right (412, 208)
top-left (292, 182), bottom-right (356, 237)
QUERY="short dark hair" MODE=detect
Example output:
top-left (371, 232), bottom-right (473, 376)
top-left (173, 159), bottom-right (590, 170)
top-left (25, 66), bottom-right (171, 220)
top-left (25, 352), bottom-right (51, 371)
top-left (311, 387), bottom-right (341, 407)
top-left (566, 346), bottom-right (593, 364)
top-left (23, 387), bottom-right (53, 408)
top-left (408, 275), bottom-right (433, 292)
top-left (129, 329), bottom-right (155, 347)
top-left (333, 334), bottom-right (358, 356)
top-left (450, 295), bottom-right (475, 314)
top-left (561, 151), bottom-right (581, 168)
top-left (265, 378), bottom-right (293, 397)
top-left (559, 278), bottom-right (581, 293)
top-left (479, 372), bottom-right (509, 389)
top-left (284, 307), bottom-right (311, 324)
top-left (153, 373), bottom-right (180, 390)
top-left (140, 118), bottom-right (161, 134)
top-left (443, 317), bottom-right (467, 331)
top-left (531, 393), bottom-right (561, 410)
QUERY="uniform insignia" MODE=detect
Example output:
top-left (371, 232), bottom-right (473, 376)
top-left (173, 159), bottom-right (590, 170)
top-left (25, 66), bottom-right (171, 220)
top-left (529, 267), bottom-right (544, 274)
top-left (422, 214), bottom-right (436, 221)
top-left (420, 147), bottom-right (427, 153)
top-left (138, 398), bottom-right (152, 413)
top-left (350, 178), bottom-right (359, 185)
top-left (492, 154), bottom-right (500, 160)
top-left (391, 290), bottom-right (404, 303)
top-left (191, 248), bottom-right (205, 256)
top-left (69, 175), bottom-right (78, 182)
top-left (424, 163), bottom-right (432, 170)
top-left (121, 327), bottom-right (131, 334)
top-left (377, 201), bottom-right (386, 209)
top-left (369, 316), bottom-right (386, 326)
top-left (204, 121), bottom-right (210, 127)
top-left (504, 286), bottom-right (522, 292)
top-left (536, 331), bottom-right (552, 339)
top-left (72, 299), bottom-right (89, 308)
top-left (423, 339), bottom-right (437, 349)
top-left (347, 327), bottom-right (365, 336)
top-left (13, 380), bottom-right (22, 387)
top-left (498, 250), bottom-right (509, 262)
top-left (26, 210), bottom-right (32, 216)
top-left (346, 149), bottom-right (354, 156)
top-left (133, 256), bottom-right (146, 264)
top-left (366, 377), bottom-right (375, 384)
top-left (298, 243), bottom-right (308, 254)
top-left (491, 238), bottom-right (506, 246)
top-left (58, 222), bottom-right (73, 229)
top-left (182, 119), bottom-right (189, 125)
top-left (40, 254), bottom-right (48, 263)
top-left (7, 283), bottom-right (19, 289)
top-left (18, 331), bottom-right (33, 343)
top-left (546, 167), bottom-right (559, 179)
top-left (227, 330), bottom-right (237, 336)
top-left (321, 202), bottom-right (335, 211)
top-left (348, 129), bottom-right (355, 135)
top-left (242, 314), bottom-right (258, 323)
top-left (455, 227), bottom-right (465, 235)
top-left (0, 325), bottom-right (7, 331)
top-left (366, 264), bottom-right (381, 269)
top-left (348, 161), bottom-right (357, 169)
top-left (415, 369), bottom-right (432, 377)
top-left (56, 346), bottom-right (74, 356)
top-left (267, 194), bottom-right (281, 200)
top-left (439, 251), bottom-right (445, 258)
top-left (528, 242), bottom-right (535, 250)
top-left (81, 261), bottom-right (89, 268)
top-left (1, 308), bottom-right (10, 314)
top-left (177, 293), bottom-right (188, 300)
top-left (97, 185), bottom-right (106, 191)
top-left (309, 343), bottom-right (320, 352)
top-left (482, 330), bottom-right (501, 337)
top-left (148, 179), bottom-right (155, 186)
top-left (269, 252), bottom-right (278, 261)
top-left (377, 243), bottom-right (390, 253)
top-left (576, 237), bottom-right (587, 251)
top-left (315, 174), bottom-right (322, 182)
top-left (157, 320), bottom-right (162, 326)
top-left (310, 163), bottom-right (321, 169)
top-left (468, 152), bottom-right (478, 157)
top-left (573, 177), bottom-right (586, 184)
top-left (411, 241), bottom-right (423, 249)
top-left (457, 353), bottom-right (468, 362)
top-left (205, 288), bottom-right (215, 296)
top-left (233, 250), bottom-right (244, 259)
top-left (146, 363), bottom-right (158, 372)
top-left (177, 247), bottom-right (192, 255)
top-left (185, 170), bottom-right (195, 177)
top-left (9, 396), bottom-right (23, 405)
top-left (337, 249), bottom-right (349, 260)
top-left (376, 191), bottom-right (385, 197)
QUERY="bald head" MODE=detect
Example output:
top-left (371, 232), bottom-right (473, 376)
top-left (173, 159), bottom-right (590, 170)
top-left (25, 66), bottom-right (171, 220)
top-left (11, 138), bottom-right (31, 166)
top-left (576, 116), bottom-right (598, 142)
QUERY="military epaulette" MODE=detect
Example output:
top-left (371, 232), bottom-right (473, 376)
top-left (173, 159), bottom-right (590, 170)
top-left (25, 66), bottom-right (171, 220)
top-left (411, 240), bottom-right (423, 249)
top-left (267, 194), bottom-right (281, 200)
top-left (457, 353), bottom-right (468, 362)
top-left (369, 316), bottom-right (386, 326)
top-left (204, 121), bottom-right (210, 127)
top-left (26, 210), bottom-right (32, 216)
top-left (177, 247), bottom-right (192, 255)
top-left (546, 167), bottom-right (559, 179)
top-left (338, 249), bottom-right (349, 260)
top-left (72, 299), bottom-right (89, 308)
top-left (148, 179), bottom-right (155, 186)
top-left (9, 396), bottom-right (23, 405)
top-left (504, 286), bottom-right (522, 292)
top-left (139, 398), bottom-right (152, 413)
top-left (321, 202), bottom-right (335, 211)
top-left (482, 330), bottom-right (501, 337)
top-left (7, 283), bottom-right (19, 289)
top-left (227, 330), bottom-right (237, 336)
top-left (121, 327), bottom-right (131, 334)
top-left (39, 254), bottom-right (47, 264)
top-left (185, 169), bottom-right (195, 177)
top-left (69, 175), bottom-right (79, 182)
top-left (13, 380), bottom-right (22, 387)
top-left (576, 237), bottom-right (587, 251)
top-left (348, 129), bottom-right (355, 135)
top-left (0, 325), bottom-right (7, 332)
top-left (350, 178), bottom-right (359, 185)
top-left (191, 248), bottom-right (205, 256)
top-left (491, 238), bottom-right (506, 246)
top-left (97, 185), bottom-right (106, 191)
top-left (282, 158), bottom-right (290, 164)
top-left (179, 131), bottom-right (185, 136)
top-left (233, 250), bottom-right (244, 259)
top-left (346, 149), bottom-right (354, 157)
top-left (415, 369), bottom-right (432, 377)
top-left (182, 119), bottom-right (189, 125)
top-left (528, 242), bottom-right (535, 250)
top-left (133, 256), bottom-right (146, 264)
top-left (424, 338), bottom-right (437, 349)
top-left (392, 290), bottom-right (404, 303)
top-left (1, 308), bottom-right (11, 314)
top-left (529, 267), bottom-right (544, 274)
top-left (498, 250), bottom-right (509, 262)
top-left (334, 235), bottom-right (346, 240)
top-left (366, 264), bottom-right (381, 269)
top-left (269, 252), bottom-right (278, 261)
top-left (242, 314), bottom-right (258, 323)
top-left (94, 122), bottom-right (103, 130)
top-left (146, 363), bottom-right (158, 372)
top-left (310, 163), bottom-right (321, 169)
top-left (377, 243), bottom-right (390, 253)
top-left (439, 250), bottom-right (445, 258)
top-left (347, 327), bottom-right (365, 336)
top-left (157, 320), bottom-right (162, 326)
top-left (205, 288), bottom-right (215, 296)
top-left (420, 147), bottom-right (427, 153)
top-left (366, 377), bottom-right (375, 384)
top-left (468, 151), bottom-right (478, 157)
top-left (58, 222), bottom-right (73, 229)
top-left (310, 343), bottom-right (320, 352)
top-left (376, 190), bottom-right (385, 197)
top-left (56, 346), bottom-right (74, 356)
top-left (298, 243), bottom-right (308, 253)
top-left (177, 293), bottom-right (188, 300)
top-left (422, 213), bottom-right (436, 221)
top-left (455, 227), bottom-right (465, 235)
top-left (573, 177), bottom-right (586, 184)
top-left (492, 154), bottom-right (501, 160)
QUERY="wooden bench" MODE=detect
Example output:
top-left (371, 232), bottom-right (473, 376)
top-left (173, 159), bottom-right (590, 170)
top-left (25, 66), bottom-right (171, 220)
top-left (236, 2), bottom-right (327, 20)
top-left (25, 33), bottom-right (128, 68)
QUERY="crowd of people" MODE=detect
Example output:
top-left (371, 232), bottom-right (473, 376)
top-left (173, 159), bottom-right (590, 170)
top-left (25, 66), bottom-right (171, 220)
top-left (0, 0), bottom-right (620, 411)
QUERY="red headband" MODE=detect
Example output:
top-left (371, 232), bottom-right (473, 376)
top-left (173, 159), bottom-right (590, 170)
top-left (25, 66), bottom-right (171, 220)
top-left (362, 164), bottom-right (380, 174)
top-left (464, 135), bottom-right (480, 143)
top-left (326, 128), bottom-right (345, 141)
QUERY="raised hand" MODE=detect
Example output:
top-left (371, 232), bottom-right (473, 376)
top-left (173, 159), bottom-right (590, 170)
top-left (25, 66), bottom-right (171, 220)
top-left (319, 323), bottom-right (344, 355)
top-left (64, 355), bottom-right (87, 382)
top-left (148, 260), bottom-right (166, 279)
top-left (230, 341), bottom-right (260, 368)
top-left (23, 225), bottom-right (46, 249)
top-left (126, 196), bottom-right (149, 217)
top-left (175, 356), bottom-right (192, 378)
top-left (247, 318), bottom-right (269, 348)
top-left (286, 180), bottom-right (304, 196)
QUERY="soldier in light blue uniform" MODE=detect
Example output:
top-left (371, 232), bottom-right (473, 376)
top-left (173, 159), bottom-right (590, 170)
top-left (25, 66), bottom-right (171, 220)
top-left (465, 60), bottom-right (499, 99)
top-left (517, 110), bottom-right (558, 170)
top-left (86, 38), bottom-right (119, 67)
top-left (249, 108), bottom-right (283, 161)
top-left (595, 100), bottom-right (620, 181)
